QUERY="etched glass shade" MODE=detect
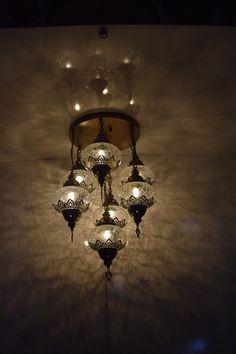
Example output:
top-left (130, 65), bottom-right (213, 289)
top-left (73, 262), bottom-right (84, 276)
top-left (121, 165), bottom-right (155, 185)
top-left (88, 224), bottom-right (127, 251)
top-left (94, 205), bottom-right (128, 228)
top-left (120, 181), bottom-right (155, 209)
top-left (81, 142), bottom-right (121, 170)
top-left (62, 169), bottom-right (97, 193)
top-left (53, 186), bottom-right (90, 213)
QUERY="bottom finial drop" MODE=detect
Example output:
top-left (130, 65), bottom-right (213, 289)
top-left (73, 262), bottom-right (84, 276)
top-left (106, 268), bottom-right (112, 281)
top-left (71, 229), bottom-right (73, 242)
top-left (136, 226), bottom-right (140, 238)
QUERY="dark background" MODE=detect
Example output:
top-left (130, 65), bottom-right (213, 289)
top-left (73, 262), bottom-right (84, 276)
top-left (0, 0), bottom-right (235, 27)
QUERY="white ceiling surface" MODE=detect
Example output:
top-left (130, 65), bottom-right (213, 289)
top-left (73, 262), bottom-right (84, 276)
top-left (0, 26), bottom-right (236, 354)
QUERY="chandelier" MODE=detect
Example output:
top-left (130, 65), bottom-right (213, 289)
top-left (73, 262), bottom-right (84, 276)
top-left (53, 111), bottom-right (156, 279)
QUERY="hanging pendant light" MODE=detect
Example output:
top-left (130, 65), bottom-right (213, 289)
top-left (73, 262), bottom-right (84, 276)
top-left (88, 174), bottom-right (127, 279)
top-left (121, 163), bottom-right (155, 185)
top-left (53, 128), bottom-right (90, 242)
top-left (62, 147), bottom-right (97, 193)
top-left (120, 137), bottom-right (155, 185)
top-left (120, 125), bottom-right (155, 237)
top-left (88, 210), bottom-right (127, 280)
top-left (81, 118), bottom-right (121, 187)
top-left (53, 171), bottom-right (90, 241)
top-left (94, 173), bottom-right (128, 228)
top-left (120, 166), bottom-right (155, 237)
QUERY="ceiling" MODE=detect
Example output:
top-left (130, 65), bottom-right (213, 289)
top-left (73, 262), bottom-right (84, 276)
top-left (0, 25), bottom-right (236, 354)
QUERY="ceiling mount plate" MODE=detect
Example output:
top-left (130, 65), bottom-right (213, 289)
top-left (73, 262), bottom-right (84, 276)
top-left (69, 111), bottom-right (140, 150)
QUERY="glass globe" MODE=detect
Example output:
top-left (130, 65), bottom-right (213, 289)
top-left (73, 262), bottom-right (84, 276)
top-left (53, 186), bottom-right (90, 213)
top-left (120, 165), bottom-right (155, 185)
top-left (94, 205), bottom-right (128, 228)
top-left (120, 181), bottom-right (155, 209)
top-left (81, 142), bottom-right (121, 170)
top-left (61, 169), bottom-right (97, 193)
top-left (88, 224), bottom-right (127, 251)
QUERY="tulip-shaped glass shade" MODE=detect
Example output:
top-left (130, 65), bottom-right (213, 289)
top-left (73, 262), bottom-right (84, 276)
top-left (121, 165), bottom-right (155, 185)
top-left (81, 142), bottom-right (121, 170)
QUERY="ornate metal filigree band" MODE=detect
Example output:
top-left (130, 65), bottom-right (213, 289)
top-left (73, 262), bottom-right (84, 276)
top-left (95, 216), bottom-right (126, 228)
top-left (77, 181), bottom-right (95, 193)
top-left (121, 195), bottom-right (155, 209)
top-left (89, 239), bottom-right (126, 251)
top-left (86, 155), bottom-right (120, 168)
top-left (121, 176), bottom-right (153, 185)
top-left (53, 199), bottom-right (89, 213)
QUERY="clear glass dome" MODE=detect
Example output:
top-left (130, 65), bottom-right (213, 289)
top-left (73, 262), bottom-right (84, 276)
top-left (88, 224), bottom-right (127, 250)
top-left (120, 165), bottom-right (155, 185)
top-left (120, 181), bottom-right (155, 209)
top-left (53, 186), bottom-right (90, 213)
top-left (61, 169), bottom-right (97, 193)
top-left (81, 142), bottom-right (121, 170)
top-left (94, 205), bottom-right (128, 228)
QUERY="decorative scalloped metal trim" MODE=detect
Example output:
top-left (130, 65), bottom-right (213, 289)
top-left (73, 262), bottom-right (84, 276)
top-left (95, 217), bottom-right (126, 228)
top-left (86, 155), bottom-right (121, 168)
top-left (53, 199), bottom-right (89, 213)
top-left (77, 181), bottom-right (95, 193)
top-left (89, 155), bottom-right (114, 164)
top-left (89, 239), bottom-right (126, 251)
top-left (144, 177), bottom-right (154, 185)
top-left (111, 217), bottom-right (126, 228)
top-left (122, 177), bottom-right (154, 185)
top-left (121, 195), bottom-right (155, 209)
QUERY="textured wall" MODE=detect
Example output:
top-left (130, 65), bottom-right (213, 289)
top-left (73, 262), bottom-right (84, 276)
top-left (0, 154), bottom-right (235, 354)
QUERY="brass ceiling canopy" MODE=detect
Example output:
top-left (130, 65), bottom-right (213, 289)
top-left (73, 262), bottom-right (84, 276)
top-left (69, 110), bottom-right (140, 150)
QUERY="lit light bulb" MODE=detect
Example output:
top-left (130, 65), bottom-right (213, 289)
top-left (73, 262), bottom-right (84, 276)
top-left (76, 175), bottom-right (83, 183)
top-left (68, 191), bottom-right (76, 201)
top-left (130, 98), bottom-right (134, 105)
top-left (65, 62), bottom-right (72, 69)
top-left (102, 87), bottom-right (109, 95)
top-left (123, 57), bottom-right (130, 64)
top-left (74, 103), bottom-right (81, 111)
top-left (103, 229), bottom-right (111, 240)
top-left (84, 240), bottom-right (89, 247)
top-left (98, 149), bottom-right (105, 156)
top-left (132, 187), bottom-right (140, 198)
top-left (109, 210), bottom-right (115, 218)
